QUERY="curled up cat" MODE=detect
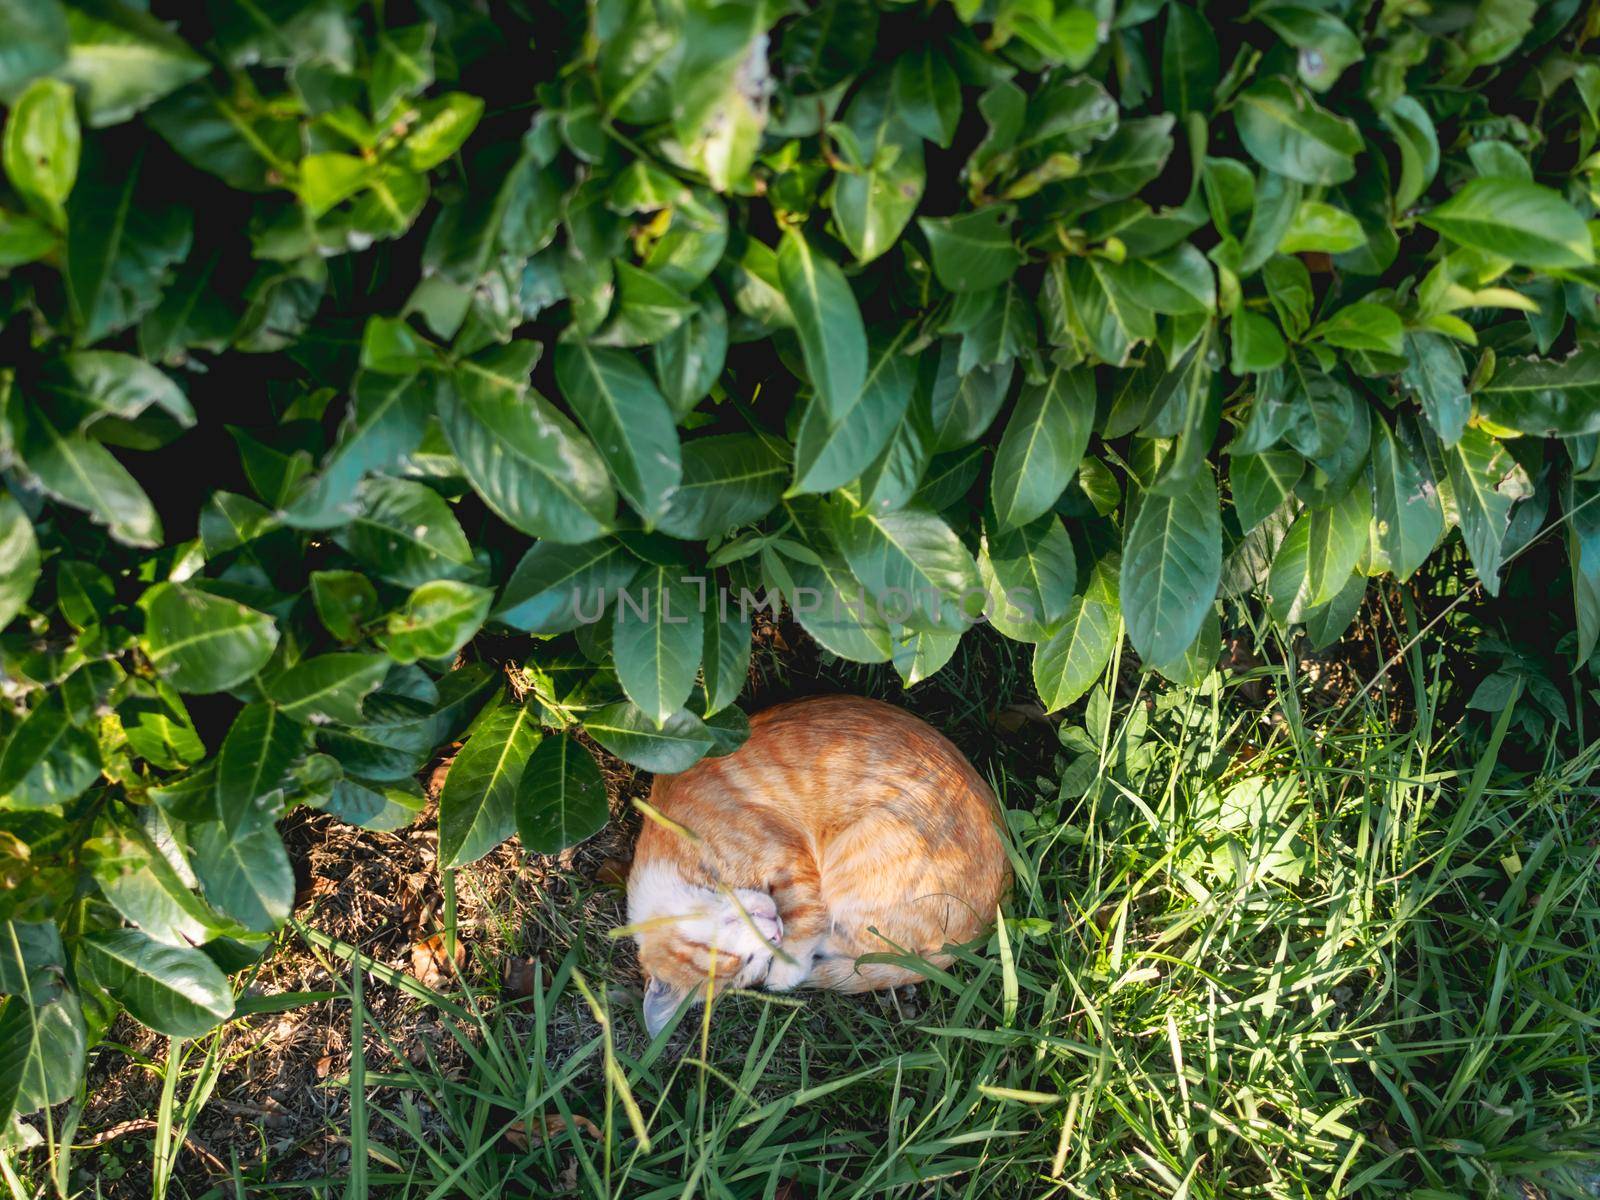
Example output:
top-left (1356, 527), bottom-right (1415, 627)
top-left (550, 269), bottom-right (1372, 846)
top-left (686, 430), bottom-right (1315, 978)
top-left (625, 695), bottom-right (1011, 1036)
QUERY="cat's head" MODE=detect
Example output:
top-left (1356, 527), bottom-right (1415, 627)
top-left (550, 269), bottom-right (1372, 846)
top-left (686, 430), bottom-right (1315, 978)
top-left (627, 861), bottom-right (783, 1035)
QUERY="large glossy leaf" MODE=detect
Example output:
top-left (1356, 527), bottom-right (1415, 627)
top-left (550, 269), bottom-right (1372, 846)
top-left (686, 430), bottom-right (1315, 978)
top-left (138, 583), bottom-right (279, 693)
top-left (0, 981), bottom-right (84, 1120)
top-left (1444, 426), bottom-right (1522, 596)
top-left (830, 72), bottom-right (924, 264)
top-left (655, 434), bottom-right (788, 539)
top-left (1120, 469), bottom-right (1222, 664)
top-left (0, 0), bottom-right (68, 94)
top-left (0, 496), bottom-right (40, 629)
top-left (334, 476), bottom-right (478, 588)
top-left (1303, 481), bottom-right (1371, 607)
top-left (828, 502), bottom-right (982, 633)
top-left (214, 702), bottom-right (303, 831)
top-left (495, 539), bottom-right (639, 634)
top-left (792, 327), bottom-right (916, 495)
top-left (380, 580), bottom-right (493, 664)
top-left (990, 366), bottom-right (1094, 531)
top-left (77, 929), bottom-right (233, 1038)
top-left (553, 342), bottom-right (682, 524)
top-left (192, 816), bottom-right (293, 932)
top-left (1234, 78), bottom-right (1360, 185)
top-left (54, 0), bottom-right (208, 126)
top-left (14, 405), bottom-right (161, 546)
top-left (1476, 349), bottom-right (1600, 437)
top-left (515, 734), bottom-right (609, 855)
top-left (583, 700), bottom-right (714, 773)
top-left (920, 207), bottom-right (1021, 293)
top-left (778, 228), bottom-right (867, 422)
top-left (1033, 558), bottom-right (1120, 711)
top-left (1370, 418), bottom-right (1443, 582)
top-left (0, 692), bottom-right (99, 810)
top-left (1230, 449), bottom-right (1303, 535)
top-left (1422, 178), bottom-right (1593, 269)
top-left (283, 375), bottom-right (434, 530)
top-left (440, 348), bottom-right (616, 543)
top-left (977, 514), bottom-right (1077, 643)
top-left (702, 604), bottom-right (752, 716)
top-left (265, 655), bottom-right (389, 725)
top-left (438, 701), bottom-right (541, 868)
top-left (64, 148), bottom-right (190, 344)
top-left (612, 564), bottom-right (704, 726)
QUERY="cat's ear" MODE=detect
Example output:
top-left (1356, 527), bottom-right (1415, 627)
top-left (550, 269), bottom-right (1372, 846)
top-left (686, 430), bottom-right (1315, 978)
top-left (642, 976), bottom-right (688, 1037)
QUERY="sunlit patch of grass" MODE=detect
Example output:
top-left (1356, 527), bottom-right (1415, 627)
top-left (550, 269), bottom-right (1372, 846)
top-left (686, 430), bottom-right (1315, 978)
top-left (218, 626), bottom-right (1600, 1200)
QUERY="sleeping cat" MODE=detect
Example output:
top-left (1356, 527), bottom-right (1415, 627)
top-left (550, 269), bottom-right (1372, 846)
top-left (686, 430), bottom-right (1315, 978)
top-left (626, 695), bottom-right (1010, 1035)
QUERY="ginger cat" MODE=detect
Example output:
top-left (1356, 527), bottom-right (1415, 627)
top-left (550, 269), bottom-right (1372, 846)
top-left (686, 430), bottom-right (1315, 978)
top-left (626, 695), bottom-right (1010, 1035)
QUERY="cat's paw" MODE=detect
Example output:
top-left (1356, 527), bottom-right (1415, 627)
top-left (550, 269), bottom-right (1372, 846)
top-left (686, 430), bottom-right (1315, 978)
top-left (763, 949), bottom-right (814, 991)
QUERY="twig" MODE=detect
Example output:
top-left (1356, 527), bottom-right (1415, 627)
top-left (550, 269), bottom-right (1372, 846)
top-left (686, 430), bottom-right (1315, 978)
top-left (75, 1119), bottom-right (228, 1175)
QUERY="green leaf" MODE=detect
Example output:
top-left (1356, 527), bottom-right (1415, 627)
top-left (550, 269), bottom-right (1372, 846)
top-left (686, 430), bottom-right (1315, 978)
top-left (1369, 418), bottom-right (1442, 583)
top-left (1033, 558), bottom-right (1119, 711)
top-left (1303, 481), bottom-right (1372, 607)
top-left (334, 476), bottom-right (478, 589)
top-left (139, 582), bottom-right (280, 693)
top-left (597, 261), bottom-right (697, 347)
top-left (441, 347), bottom-right (617, 543)
top-left (214, 702), bottom-right (303, 830)
top-left (653, 292), bottom-right (728, 418)
top-left (1444, 427), bottom-right (1521, 595)
top-left (978, 514), bottom-right (1077, 643)
top-left (1476, 349), bottom-right (1600, 437)
top-left (702, 604), bottom-right (751, 716)
top-left (3, 77), bottom-right (78, 227)
top-left (496, 539), bottom-right (638, 634)
top-left (792, 327), bottom-right (915, 495)
top-left (829, 71), bottom-right (925, 265)
top-left (1120, 468), bottom-right (1222, 664)
top-left (1303, 570), bottom-right (1366, 650)
top-left (1234, 78), bottom-right (1360, 186)
top-left (0, 495), bottom-right (40, 629)
top-left (282, 375), bottom-right (433, 530)
top-left (0, 982), bottom-right (84, 1120)
top-left (1257, 6), bottom-right (1363, 93)
top-left (515, 734), bottom-right (609, 855)
top-left (655, 434), bottom-right (788, 539)
top-left (0, 0), bottom-right (68, 94)
top-left (64, 148), bottom-right (190, 343)
top-left (892, 44), bottom-right (960, 148)
top-left (265, 654), bottom-right (390, 725)
top-left (921, 207), bottom-right (1022, 294)
top-left (778, 228), bottom-right (868, 422)
top-left (828, 502), bottom-right (982, 633)
top-left (1162, 4), bottom-right (1219, 121)
top-left (1230, 449), bottom-right (1304, 534)
top-left (553, 342), bottom-right (683, 525)
top-left (310, 571), bottom-right (379, 643)
top-left (1422, 178), bottom-right (1594, 269)
top-left (35, 350), bottom-right (193, 432)
top-left (192, 816), bottom-right (293, 932)
top-left (14, 405), bottom-right (161, 547)
top-left (0, 692), bottom-right (99, 810)
top-left (1402, 333), bottom-right (1470, 445)
top-left (55, 0), bottom-right (208, 127)
top-left (1384, 96), bottom-right (1438, 213)
top-left (439, 701), bottom-right (541, 868)
top-left (76, 929), bottom-right (233, 1038)
top-left (583, 700), bottom-right (714, 773)
top-left (1277, 201), bottom-right (1365, 255)
top-left (929, 344), bottom-right (1012, 452)
top-left (612, 564), bottom-right (704, 727)
top-left (990, 365), bottom-right (1095, 531)
top-left (380, 580), bottom-right (494, 665)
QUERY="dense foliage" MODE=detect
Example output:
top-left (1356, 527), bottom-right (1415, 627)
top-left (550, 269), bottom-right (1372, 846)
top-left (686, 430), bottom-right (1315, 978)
top-left (2, 0), bottom-right (1600, 1134)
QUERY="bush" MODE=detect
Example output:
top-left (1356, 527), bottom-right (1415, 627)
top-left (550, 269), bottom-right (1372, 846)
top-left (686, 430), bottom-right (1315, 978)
top-left (1, 0), bottom-right (1598, 1133)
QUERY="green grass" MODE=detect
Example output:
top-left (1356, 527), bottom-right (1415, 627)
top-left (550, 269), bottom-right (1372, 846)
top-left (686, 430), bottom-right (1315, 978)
top-left (12, 603), bottom-right (1600, 1198)
top-left (150, 615), bottom-right (1599, 1200)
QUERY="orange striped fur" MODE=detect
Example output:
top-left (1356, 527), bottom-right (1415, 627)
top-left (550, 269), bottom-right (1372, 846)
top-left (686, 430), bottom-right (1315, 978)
top-left (627, 696), bottom-right (1010, 1032)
